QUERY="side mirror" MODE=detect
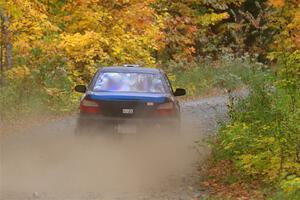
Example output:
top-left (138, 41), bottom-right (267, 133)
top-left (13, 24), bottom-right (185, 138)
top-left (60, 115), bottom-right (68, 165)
top-left (174, 88), bottom-right (186, 96)
top-left (75, 85), bottom-right (87, 93)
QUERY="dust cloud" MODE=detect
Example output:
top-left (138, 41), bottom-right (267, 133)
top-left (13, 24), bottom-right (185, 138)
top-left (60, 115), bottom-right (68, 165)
top-left (0, 117), bottom-right (207, 200)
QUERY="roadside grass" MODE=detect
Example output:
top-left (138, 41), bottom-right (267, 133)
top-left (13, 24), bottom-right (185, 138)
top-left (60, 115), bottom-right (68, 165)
top-left (0, 78), bottom-right (79, 123)
top-left (165, 54), bottom-right (259, 97)
top-left (0, 82), bottom-right (79, 134)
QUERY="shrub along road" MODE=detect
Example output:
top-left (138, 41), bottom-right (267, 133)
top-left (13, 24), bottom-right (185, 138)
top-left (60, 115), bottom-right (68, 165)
top-left (0, 92), bottom-right (243, 200)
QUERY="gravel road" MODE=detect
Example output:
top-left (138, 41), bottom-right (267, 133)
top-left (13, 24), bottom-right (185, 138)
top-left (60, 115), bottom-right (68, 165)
top-left (0, 93), bottom-right (238, 200)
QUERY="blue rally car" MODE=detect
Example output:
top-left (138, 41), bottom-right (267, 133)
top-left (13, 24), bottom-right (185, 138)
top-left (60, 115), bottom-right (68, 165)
top-left (74, 65), bottom-right (186, 134)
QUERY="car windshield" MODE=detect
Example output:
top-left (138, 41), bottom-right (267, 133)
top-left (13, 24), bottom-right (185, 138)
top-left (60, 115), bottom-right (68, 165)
top-left (93, 72), bottom-right (166, 93)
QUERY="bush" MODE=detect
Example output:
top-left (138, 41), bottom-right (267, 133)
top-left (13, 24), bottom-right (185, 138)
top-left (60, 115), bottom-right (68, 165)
top-left (214, 51), bottom-right (300, 196)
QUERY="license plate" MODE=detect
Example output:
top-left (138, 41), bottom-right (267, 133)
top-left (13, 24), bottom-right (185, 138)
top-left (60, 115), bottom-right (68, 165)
top-left (117, 124), bottom-right (137, 134)
top-left (122, 109), bottom-right (134, 114)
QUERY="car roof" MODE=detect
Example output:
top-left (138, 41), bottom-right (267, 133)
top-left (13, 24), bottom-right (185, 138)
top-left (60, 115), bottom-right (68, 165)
top-left (99, 66), bottom-right (162, 74)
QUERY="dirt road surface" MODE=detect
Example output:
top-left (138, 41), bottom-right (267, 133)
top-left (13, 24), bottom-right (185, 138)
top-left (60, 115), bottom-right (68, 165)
top-left (0, 94), bottom-right (237, 200)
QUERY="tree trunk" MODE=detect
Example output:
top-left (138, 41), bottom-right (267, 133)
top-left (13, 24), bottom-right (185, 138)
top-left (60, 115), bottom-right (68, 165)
top-left (3, 15), bottom-right (11, 69)
top-left (0, 8), bottom-right (12, 70)
top-left (0, 44), bottom-right (3, 85)
top-left (0, 17), bottom-right (3, 85)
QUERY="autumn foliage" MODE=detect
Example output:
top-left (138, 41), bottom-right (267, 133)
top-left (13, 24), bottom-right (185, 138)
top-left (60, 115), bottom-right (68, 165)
top-left (1, 0), bottom-right (299, 80)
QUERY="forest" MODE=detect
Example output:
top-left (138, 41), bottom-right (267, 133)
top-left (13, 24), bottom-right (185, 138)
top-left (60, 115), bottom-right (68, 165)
top-left (0, 0), bottom-right (299, 199)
